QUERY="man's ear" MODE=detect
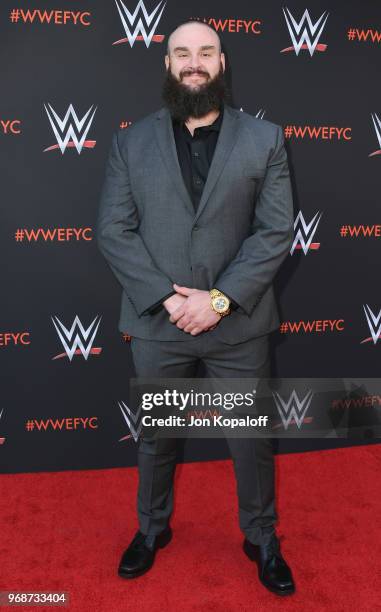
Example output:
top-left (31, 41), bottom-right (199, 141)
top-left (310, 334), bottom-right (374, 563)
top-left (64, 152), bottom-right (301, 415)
top-left (164, 54), bottom-right (169, 70)
top-left (221, 52), bottom-right (225, 72)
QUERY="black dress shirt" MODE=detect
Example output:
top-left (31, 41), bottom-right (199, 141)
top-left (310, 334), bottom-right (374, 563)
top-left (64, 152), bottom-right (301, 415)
top-left (143, 105), bottom-right (239, 315)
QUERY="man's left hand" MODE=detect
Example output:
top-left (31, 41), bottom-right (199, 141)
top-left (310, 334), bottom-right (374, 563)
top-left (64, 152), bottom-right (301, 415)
top-left (169, 283), bottom-right (222, 336)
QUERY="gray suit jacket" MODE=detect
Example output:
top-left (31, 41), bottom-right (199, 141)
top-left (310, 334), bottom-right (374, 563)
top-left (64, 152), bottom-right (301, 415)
top-left (96, 103), bottom-right (294, 344)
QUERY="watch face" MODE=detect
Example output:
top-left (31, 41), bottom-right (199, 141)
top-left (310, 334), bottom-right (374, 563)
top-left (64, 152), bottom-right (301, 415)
top-left (213, 297), bottom-right (228, 312)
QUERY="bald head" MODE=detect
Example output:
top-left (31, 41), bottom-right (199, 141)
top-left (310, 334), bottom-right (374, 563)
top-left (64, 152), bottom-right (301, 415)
top-left (166, 20), bottom-right (222, 56)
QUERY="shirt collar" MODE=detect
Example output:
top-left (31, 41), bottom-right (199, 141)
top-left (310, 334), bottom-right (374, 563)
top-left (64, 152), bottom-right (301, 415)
top-left (173, 105), bottom-right (224, 134)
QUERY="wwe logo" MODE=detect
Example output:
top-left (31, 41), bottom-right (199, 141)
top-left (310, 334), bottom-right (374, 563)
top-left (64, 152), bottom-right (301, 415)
top-left (0, 408), bottom-right (5, 445)
top-left (113, 0), bottom-right (166, 47)
top-left (290, 210), bottom-right (322, 255)
top-left (255, 109), bottom-right (266, 119)
top-left (370, 112), bottom-right (381, 157)
top-left (43, 103), bottom-right (97, 154)
top-left (119, 400), bottom-right (143, 442)
top-left (51, 315), bottom-right (102, 361)
top-left (239, 107), bottom-right (266, 119)
top-left (273, 389), bottom-right (314, 430)
top-left (362, 304), bottom-right (381, 345)
top-left (281, 7), bottom-right (329, 56)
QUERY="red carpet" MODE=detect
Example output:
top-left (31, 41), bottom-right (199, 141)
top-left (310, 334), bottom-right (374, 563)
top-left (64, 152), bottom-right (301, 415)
top-left (1, 444), bottom-right (381, 611)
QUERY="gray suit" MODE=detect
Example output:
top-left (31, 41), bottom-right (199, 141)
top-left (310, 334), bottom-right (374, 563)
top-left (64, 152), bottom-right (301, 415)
top-left (96, 103), bottom-right (294, 344)
top-left (96, 103), bottom-right (294, 546)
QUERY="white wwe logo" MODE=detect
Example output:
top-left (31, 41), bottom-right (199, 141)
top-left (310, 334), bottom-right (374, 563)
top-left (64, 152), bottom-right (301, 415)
top-left (282, 7), bottom-right (329, 56)
top-left (119, 401), bottom-right (143, 442)
top-left (44, 103), bottom-right (97, 154)
top-left (114, 0), bottom-right (166, 47)
top-left (0, 408), bottom-right (5, 445)
top-left (273, 389), bottom-right (314, 430)
top-left (51, 315), bottom-right (102, 361)
top-left (363, 305), bottom-right (381, 345)
top-left (239, 107), bottom-right (266, 119)
top-left (290, 210), bottom-right (322, 255)
top-left (370, 112), bottom-right (381, 156)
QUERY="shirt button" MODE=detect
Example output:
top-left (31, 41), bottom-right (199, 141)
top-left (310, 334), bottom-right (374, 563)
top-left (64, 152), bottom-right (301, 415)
top-left (195, 178), bottom-right (202, 185)
top-left (193, 226), bottom-right (199, 231)
top-left (193, 152), bottom-right (200, 158)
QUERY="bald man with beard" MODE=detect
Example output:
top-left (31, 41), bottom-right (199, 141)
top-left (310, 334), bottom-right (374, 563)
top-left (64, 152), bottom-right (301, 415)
top-left (97, 19), bottom-right (296, 596)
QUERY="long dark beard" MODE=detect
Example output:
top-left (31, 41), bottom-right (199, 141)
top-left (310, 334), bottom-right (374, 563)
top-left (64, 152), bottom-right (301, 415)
top-left (161, 63), bottom-right (229, 122)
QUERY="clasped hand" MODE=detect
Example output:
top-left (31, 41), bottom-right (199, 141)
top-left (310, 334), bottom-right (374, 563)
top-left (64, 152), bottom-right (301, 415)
top-left (163, 283), bottom-right (222, 336)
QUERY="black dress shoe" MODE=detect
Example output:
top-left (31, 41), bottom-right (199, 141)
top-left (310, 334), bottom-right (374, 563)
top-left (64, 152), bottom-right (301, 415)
top-left (118, 527), bottom-right (172, 579)
top-left (243, 534), bottom-right (295, 596)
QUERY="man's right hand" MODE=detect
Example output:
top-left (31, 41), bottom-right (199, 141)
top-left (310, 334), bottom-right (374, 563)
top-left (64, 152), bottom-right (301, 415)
top-left (163, 293), bottom-right (218, 334)
top-left (163, 293), bottom-right (187, 314)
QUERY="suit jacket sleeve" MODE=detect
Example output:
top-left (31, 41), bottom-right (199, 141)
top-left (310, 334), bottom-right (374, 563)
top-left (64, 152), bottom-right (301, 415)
top-left (214, 125), bottom-right (294, 317)
top-left (96, 130), bottom-right (176, 317)
top-left (142, 290), bottom-right (177, 315)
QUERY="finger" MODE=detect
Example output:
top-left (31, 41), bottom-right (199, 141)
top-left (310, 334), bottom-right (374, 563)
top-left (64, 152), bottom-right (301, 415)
top-left (169, 308), bottom-right (186, 323)
top-left (184, 321), bottom-right (198, 333)
top-left (173, 283), bottom-right (196, 296)
top-left (190, 327), bottom-right (202, 336)
top-left (173, 284), bottom-right (191, 295)
top-left (176, 315), bottom-right (190, 330)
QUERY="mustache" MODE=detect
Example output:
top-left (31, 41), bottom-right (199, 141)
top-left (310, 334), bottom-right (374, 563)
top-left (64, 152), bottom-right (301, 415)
top-left (180, 69), bottom-right (210, 79)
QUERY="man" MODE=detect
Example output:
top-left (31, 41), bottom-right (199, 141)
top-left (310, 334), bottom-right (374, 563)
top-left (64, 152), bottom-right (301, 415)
top-left (96, 20), bottom-right (295, 596)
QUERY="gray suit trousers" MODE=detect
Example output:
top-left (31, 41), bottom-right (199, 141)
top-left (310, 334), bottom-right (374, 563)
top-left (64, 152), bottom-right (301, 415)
top-left (129, 330), bottom-right (278, 546)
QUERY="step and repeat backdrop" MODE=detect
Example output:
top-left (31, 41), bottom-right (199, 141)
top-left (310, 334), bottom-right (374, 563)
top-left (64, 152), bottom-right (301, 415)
top-left (2, 1), bottom-right (381, 473)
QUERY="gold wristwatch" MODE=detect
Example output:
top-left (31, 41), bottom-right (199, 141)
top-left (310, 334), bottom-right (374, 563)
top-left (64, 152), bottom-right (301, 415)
top-left (210, 288), bottom-right (231, 317)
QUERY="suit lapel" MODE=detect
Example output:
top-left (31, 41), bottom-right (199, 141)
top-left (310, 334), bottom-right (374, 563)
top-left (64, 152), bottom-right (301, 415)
top-left (154, 103), bottom-right (241, 224)
top-left (154, 106), bottom-right (195, 217)
top-left (194, 104), bottom-right (240, 224)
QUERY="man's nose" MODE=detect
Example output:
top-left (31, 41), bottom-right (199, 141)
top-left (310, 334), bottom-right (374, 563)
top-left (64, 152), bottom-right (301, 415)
top-left (186, 59), bottom-right (204, 70)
